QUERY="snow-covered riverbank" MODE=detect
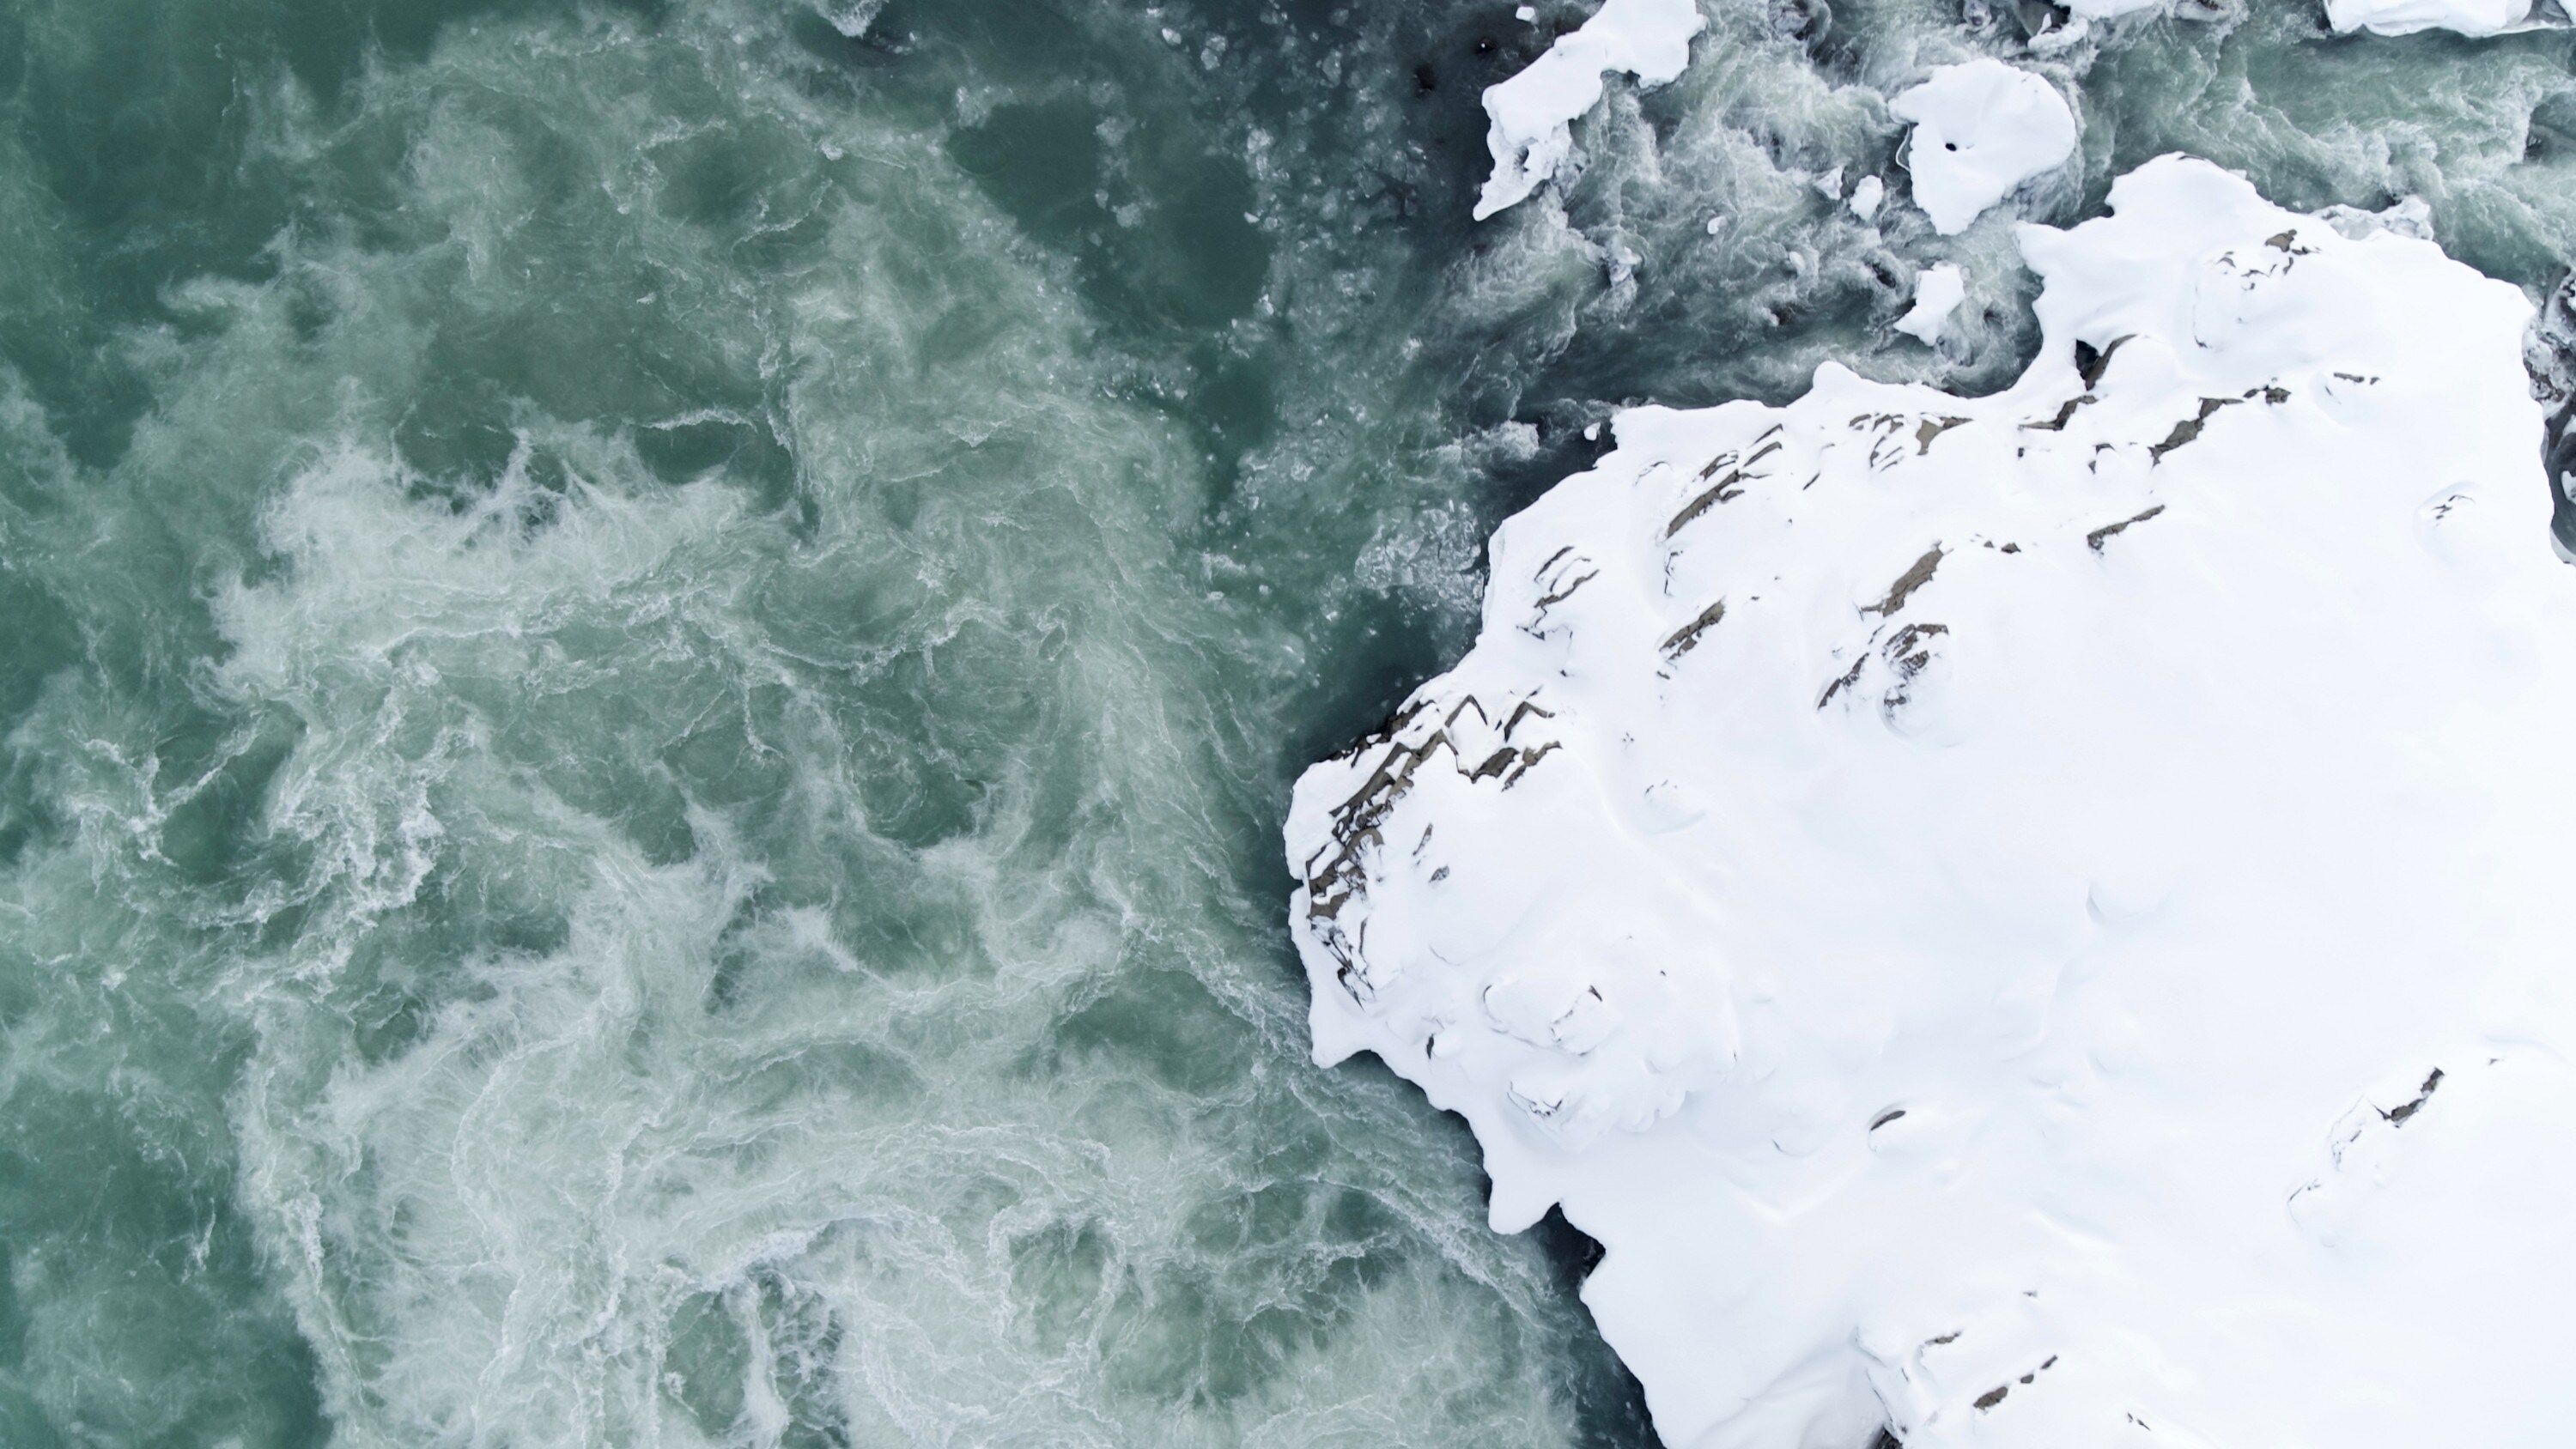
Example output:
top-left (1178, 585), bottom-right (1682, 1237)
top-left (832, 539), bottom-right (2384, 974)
top-left (1291, 149), bottom-right (2576, 1446)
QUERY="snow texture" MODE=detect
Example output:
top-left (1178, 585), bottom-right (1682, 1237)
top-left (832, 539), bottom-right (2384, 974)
top-left (1890, 60), bottom-right (2077, 234)
top-left (1288, 156), bottom-right (2576, 1449)
top-left (1472, 0), bottom-right (1705, 221)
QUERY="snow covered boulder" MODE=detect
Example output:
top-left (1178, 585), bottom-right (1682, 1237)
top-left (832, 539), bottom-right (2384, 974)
top-left (1893, 263), bottom-right (1965, 343)
top-left (1890, 59), bottom-right (2078, 233)
top-left (1288, 155), bottom-right (2576, 1449)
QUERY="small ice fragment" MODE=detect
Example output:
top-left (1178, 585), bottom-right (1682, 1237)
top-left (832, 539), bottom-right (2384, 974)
top-left (1607, 242), bottom-right (1643, 290)
top-left (1814, 165), bottom-right (1845, 200)
top-left (1705, 215), bottom-right (1725, 236)
top-left (1849, 175), bottom-right (1884, 221)
top-left (1894, 263), bottom-right (1965, 343)
top-left (1889, 59), bottom-right (2077, 234)
top-left (1583, 421), bottom-right (1602, 440)
top-left (1516, 3), bottom-right (1538, 19)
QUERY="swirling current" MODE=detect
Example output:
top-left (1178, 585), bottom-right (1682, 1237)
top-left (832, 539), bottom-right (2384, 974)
top-left (3, 2), bottom-right (2575, 1446)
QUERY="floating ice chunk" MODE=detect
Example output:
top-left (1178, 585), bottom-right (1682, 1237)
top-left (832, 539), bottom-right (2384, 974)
top-left (2064, 0), bottom-right (2166, 14)
top-left (1290, 155), bottom-right (2576, 1449)
top-left (1516, 3), bottom-right (1538, 19)
top-left (1472, 0), bottom-right (1706, 221)
top-left (1848, 174), bottom-right (1885, 221)
top-left (1889, 59), bottom-right (2077, 234)
top-left (1893, 263), bottom-right (1965, 343)
top-left (2327, 0), bottom-right (2537, 34)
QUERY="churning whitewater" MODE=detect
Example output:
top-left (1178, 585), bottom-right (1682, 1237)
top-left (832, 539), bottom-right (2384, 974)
top-left (8, 1), bottom-right (2576, 1447)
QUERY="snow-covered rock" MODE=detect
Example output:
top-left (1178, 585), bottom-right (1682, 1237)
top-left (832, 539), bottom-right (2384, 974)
top-left (1287, 155), bottom-right (2576, 1449)
top-left (1893, 263), bottom-right (1965, 343)
top-left (1472, 0), bottom-right (1705, 221)
top-left (1890, 60), bottom-right (2077, 234)
top-left (2327, 0), bottom-right (2542, 35)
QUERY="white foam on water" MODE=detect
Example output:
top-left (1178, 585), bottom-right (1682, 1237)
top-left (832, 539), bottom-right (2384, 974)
top-left (0, 11), bottom-right (1625, 1446)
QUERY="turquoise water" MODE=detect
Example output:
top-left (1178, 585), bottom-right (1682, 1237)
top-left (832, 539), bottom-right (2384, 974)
top-left (3, 3), bottom-right (2573, 1445)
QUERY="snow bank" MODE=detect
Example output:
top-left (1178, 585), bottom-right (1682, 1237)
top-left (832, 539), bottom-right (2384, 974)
top-left (2326, 0), bottom-right (2539, 35)
top-left (1472, 0), bottom-right (1704, 221)
top-left (1891, 60), bottom-right (2077, 234)
top-left (1288, 155), bottom-right (2576, 1448)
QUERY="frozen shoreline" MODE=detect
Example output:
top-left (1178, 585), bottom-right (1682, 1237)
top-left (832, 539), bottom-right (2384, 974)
top-left (1290, 155), bottom-right (2576, 1446)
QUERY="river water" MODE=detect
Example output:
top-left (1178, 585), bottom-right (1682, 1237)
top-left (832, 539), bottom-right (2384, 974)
top-left (3, 3), bottom-right (2572, 1446)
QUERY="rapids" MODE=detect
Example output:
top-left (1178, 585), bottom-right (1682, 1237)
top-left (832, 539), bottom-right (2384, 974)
top-left (4, 2), bottom-right (2576, 1446)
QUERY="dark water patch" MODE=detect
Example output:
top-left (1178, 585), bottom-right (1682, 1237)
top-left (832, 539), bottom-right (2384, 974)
top-left (1530, 1207), bottom-right (1664, 1447)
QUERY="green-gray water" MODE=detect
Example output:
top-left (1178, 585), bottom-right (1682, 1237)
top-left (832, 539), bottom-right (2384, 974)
top-left (4, 3), bottom-right (2574, 1445)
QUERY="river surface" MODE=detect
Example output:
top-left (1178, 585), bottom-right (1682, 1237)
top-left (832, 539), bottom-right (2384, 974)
top-left (3, 3), bottom-right (2573, 1445)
